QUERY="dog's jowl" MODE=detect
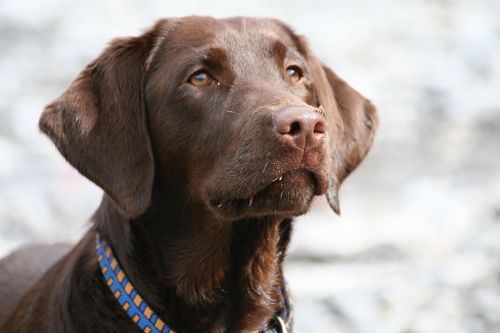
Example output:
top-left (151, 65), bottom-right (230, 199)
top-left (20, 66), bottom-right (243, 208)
top-left (0, 16), bottom-right (377, 333)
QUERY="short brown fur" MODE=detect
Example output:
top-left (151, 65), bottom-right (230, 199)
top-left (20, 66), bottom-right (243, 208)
top-left (0, 16), bottom-right (377, 333)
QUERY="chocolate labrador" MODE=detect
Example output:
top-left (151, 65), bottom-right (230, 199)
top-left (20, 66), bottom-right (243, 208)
top-left (0, 16), bottom-right (377, 333)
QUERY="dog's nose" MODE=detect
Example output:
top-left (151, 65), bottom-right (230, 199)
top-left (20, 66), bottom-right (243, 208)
top-left (273, 106), bottom-right (326, 150)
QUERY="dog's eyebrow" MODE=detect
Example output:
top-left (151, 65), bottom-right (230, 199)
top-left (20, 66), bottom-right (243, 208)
top-left (170, 47), bottom-right (230, 82)
top-left (200, 47), bottom-right (229, 72)
top-left (270, 40), bottom-right (288, 62)
top-left (270, 39), bottom-right (307, 70)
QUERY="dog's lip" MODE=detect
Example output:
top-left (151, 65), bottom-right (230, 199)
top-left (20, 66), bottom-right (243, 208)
top-left (209, 167), bottom-right (328, 209)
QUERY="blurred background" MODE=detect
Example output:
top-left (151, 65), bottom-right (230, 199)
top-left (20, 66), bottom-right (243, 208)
top-left (1, 0), bottom-right (499, 332)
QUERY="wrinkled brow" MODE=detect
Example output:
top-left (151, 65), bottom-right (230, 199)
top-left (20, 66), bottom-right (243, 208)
top-left (200, 47), bottom-right (229, 72)
top-left (270, 39), bottom-right (308, 68)
top-left (270, 40), bottom-right (288, 62)
top-left (169, 47), bottom-right (230, 84)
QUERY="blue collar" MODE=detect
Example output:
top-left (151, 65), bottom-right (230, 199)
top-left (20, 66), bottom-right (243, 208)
top-left (95, 234), bottom-right (292, 333)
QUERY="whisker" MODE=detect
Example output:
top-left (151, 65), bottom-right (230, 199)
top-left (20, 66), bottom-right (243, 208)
top-left (262, 160), bottom-right (270, 174)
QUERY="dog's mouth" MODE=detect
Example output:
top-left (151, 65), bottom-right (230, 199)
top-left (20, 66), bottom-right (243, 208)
top-left (208, 168), bottom-right (328, 220)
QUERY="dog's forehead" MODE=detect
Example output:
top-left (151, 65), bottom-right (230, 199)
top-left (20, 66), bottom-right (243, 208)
top-left (164, 16), bottom-right (299, 62)
top-left (218, 17), bottom-right (297, 46)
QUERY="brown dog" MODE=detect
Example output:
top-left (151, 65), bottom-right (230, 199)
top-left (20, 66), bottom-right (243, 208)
top-left (0, 16), bottom-right (377, 333)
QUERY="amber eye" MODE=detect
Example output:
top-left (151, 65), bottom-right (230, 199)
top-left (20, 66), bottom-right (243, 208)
top-left (286, 66), bottom-right (302, 83)
top-left (188, 70), bottom-right (214, 87)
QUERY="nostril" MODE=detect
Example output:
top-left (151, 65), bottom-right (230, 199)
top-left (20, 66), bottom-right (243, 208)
top-left (314, 120), bottom-right (326, 134)
top-left (289, 121), bottom-right (301, 135)
top-left (273, 107), bottom-right (327, 149)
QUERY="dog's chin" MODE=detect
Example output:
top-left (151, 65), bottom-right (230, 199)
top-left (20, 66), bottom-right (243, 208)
top-left (207, 169), bottom-right (320, 221)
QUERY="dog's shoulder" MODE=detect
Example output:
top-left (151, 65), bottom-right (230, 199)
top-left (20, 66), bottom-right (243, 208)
top-left (0, 243), bottom-right (71, 326)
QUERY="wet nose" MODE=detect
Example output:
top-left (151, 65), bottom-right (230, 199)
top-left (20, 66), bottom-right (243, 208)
top-left (273, 106), bottom-right (326, 150)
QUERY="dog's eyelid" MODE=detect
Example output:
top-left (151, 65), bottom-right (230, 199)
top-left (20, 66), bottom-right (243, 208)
top-left (286, 64), bottom-right (303, 73)
top-left (285, 65), bottom-right (304, 83)
top-left (187, 69), bottom-right (220, 87)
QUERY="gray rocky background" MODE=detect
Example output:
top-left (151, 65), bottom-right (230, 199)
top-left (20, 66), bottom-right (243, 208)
top-left (1, 0), bottom-right (499, 332)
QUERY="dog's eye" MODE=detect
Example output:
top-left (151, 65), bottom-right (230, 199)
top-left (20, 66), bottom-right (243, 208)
top-left (286, 66), bottom-right (303, 84)
top-left (188, 70), bottom-right (214, 87)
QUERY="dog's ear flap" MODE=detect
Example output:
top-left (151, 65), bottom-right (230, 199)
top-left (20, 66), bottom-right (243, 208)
top-left (39, 27), bottom-right (163, 218)
top-left (308, 57), bottom-right (378, 215)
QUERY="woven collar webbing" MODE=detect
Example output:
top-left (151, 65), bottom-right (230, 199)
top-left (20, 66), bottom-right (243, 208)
top-left (96, 234), bottom-right (291, 333)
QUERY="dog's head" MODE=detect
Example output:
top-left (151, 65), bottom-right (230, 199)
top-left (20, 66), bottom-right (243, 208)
top-left (40, 17), bottom-right (378, 220)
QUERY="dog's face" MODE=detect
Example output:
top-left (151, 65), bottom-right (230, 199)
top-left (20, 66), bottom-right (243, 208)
top-left (147, 17), bottom-right (330, 219)
top-left (39, 17), bottom-right (377, 220)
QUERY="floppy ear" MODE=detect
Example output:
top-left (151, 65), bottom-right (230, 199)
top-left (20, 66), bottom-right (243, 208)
top-left (39, 26), bottom-right (164, 218)
top-left (308, 57), bottom-right (378, 214)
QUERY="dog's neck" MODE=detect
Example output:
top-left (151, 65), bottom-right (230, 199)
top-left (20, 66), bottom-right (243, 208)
top-left (93, 192), bottom-right (293, 332)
